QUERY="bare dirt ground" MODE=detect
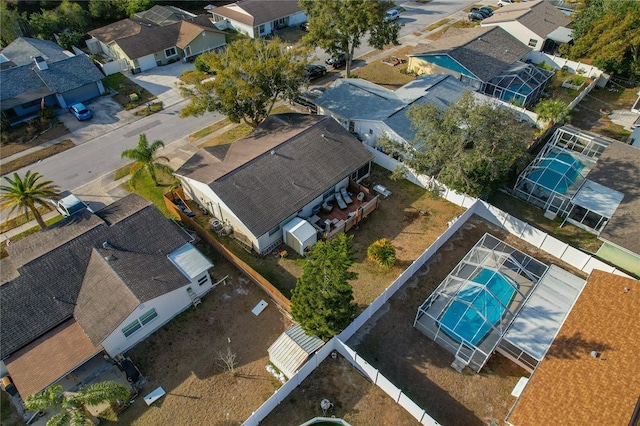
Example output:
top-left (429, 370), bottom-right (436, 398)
top-left (1, 121), bottom-right (69, 157)
top-left (348, 215), bottom-right (587, 426)
top-left (116, 249), bottom-right (293, 426)
top-left (261, 354), bottom-right (420, 425)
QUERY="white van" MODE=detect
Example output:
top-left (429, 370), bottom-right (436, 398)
top-left (384, 9), bottom-right (399, 21)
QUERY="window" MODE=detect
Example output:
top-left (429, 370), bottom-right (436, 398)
top-left (258, 24), bottom-right (265, 35)
top-left (369, 129), bottom-right (373, 135)
top-left (185, 46), bottom-right (192, 57)
top-left (198, 275), bottom-right (209, 286)
top-left (121, 308), bottom-right (158, 337)
top-left (528, 38), bottom-right (538, 47)
top-left (268, 225), bottom-right (280, 236)
top-left (164, 47), bottom-right (177, 58)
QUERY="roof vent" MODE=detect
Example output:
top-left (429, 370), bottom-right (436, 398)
top-left (623, 287), bottom-right (631, 294)
top-left (33, 56), bottom-right (48, 70)
top-left (102, 241), bottom-right (111, 249)
top-left (271, 150), bottom-right (275, 155)
top-left (590, 350), bottom-right (599, 358)
top-left (104, 255), bottom-right (116, 261)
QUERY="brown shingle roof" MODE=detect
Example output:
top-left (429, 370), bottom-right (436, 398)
top-left (213, 0), bottom-right (302, 27)
top-left (585, 142), bottom-right (640, 255)
top-left (4, 320), bottom-right (102, 398)
top-left (482, 0), bottom-right (570, 38)
top-left (410, 26), bottom-right (531, 82)
top-left (176, 114), bottom-right (374, 238)
top-left (88, 19), bottom-right (156, 44)
top-left (508, 270), bottom-right (640, 426)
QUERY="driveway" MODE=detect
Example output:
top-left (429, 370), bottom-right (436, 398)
top-left (126, 61), bottom-right (195, 108)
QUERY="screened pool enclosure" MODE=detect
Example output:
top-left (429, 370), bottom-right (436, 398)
top-left (514, 126), bottom-right (613, 219)
top-left (414, 234), bottom-right (548, 373)
top-left (482, 62), bottom-right (553, 108)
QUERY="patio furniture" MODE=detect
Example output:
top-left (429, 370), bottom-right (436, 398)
top-left (340, 187), bottom-right (353, 204)
top-left (373, 184), bottom-right (392, 198)
top-left (335, 192), bottom-right (348, 209)
top-left (311, 204), bottom-right (322, 215)
top-left (356, 192), bottom-right (365, 202)
top-left (321, 201), bottom-right (333, 213)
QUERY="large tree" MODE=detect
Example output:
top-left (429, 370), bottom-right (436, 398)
top-left (291, 233), bottom-right (357, 341)
top-left (28, 0), bottom-right (89, 40)
top-left (0, 171), bottom-right (60, 229)
top-left (121, 133), bottom-right (171, 186)
top-left (299, 0), bottom-right (400, 77)
top-left (564, 0), bottom-right (640, 77)
top-left (25, 382), bottom-right (131, 426)
top-left (179, 37), bottom-right (307, 128)
top-left (0, 1), bottom-right (28, 45)
top-left (380, 92), bottom-right (530, 197)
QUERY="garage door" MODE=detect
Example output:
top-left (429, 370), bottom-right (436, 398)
top-left (62, 83), bottom-right (101, 107)
top-left (138, 54), bottom-right (157, 72)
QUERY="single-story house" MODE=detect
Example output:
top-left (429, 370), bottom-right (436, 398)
top-left (481, 0), bottom-right (572, 52)
top-left (408, 26), bottom-right (552, 108)
top-left (174, 114), bottom-right (375, 254)
top-left (87, 14), bottom-right (226, 74)
top-left (314, 74), bottom-right (532, 151)
top-left (209, 0), bottom-right (306, 38)
top-left (506, 270), bottom-right (640, 426)
top-left (0, 37), bottom-right (105, 123)
top-left (0, 194), bottom-right (214, 399)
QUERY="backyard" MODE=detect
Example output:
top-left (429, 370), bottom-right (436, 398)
top-left (351, 46), bottom-right (415, 89)
top-left (348, 215), bottom-right (588, 426)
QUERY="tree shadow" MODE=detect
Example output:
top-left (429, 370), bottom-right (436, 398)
top-left (545, 332), bottom-right (614, 360)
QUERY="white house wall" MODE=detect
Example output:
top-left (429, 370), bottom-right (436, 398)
top-left (482, 21), bottom-right (543, 51)
top-left (101, 275), bottom-right (212, 356)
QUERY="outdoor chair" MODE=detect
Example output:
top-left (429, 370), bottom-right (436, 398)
top-left (356, 192), bottom-right (365, 202)
top-left (340, 187), bottom-right (353, 204)
top-left (335, 192), bottom-right (348, 209)
top-left (322, 201), bottom-right (333, 213)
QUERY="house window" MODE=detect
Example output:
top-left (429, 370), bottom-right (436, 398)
top-left (369, 129), bottom-right (373, 135)
top-left (528, 38), bottom-right (538, 47)
top-left (185, 46), bottom-right (192, 57)
top-left (258, 24), bottom-right (265, 35)
top-left (198, 275), bottom-right (209, 286)
top-left (268, 225), bottom-right (280, 236)
top-left (322, 188), bottom-right (334, 200)
top-left (165, 47), bottom-right (177, 58)
top-left (122, 308), bottom-right (158, 337)
top-left (348, 121), bottom-right (355, 133)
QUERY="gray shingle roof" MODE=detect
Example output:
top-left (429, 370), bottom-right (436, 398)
top-left (482, 0), bottom-right (571, 38)
top-left (0, 37), bottom-right (72, 66)
top-left (213, 0), bottom-right (302, 26)
top-left (585, 142), bottom-right (640, 255)
top-left (0, 194), bottom-right (192, 359)
top-left (35, 54), bottom-right (105, 93)
top-left (176, 114), bottom-right (374, 238)
top-left (410, 26), bottom-right (531, 82)
top-left (0, 65), bottom-right (53, 103)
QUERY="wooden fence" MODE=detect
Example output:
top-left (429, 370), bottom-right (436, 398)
top-left (164, 190), bottom-right (292, 312)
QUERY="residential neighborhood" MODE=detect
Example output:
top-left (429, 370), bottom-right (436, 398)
top-left (1, 1), bottom-right (639, 426)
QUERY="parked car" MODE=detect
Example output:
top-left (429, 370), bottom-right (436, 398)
top-left (384, 9), bottom-right (399, 21)
top-left (468, 11), bottom-right (485, 21)
top-left (497, 0), bottom-right (514, 6)
top-left (304, 64), bottom-right (327, 81)
top-left (480, 6), bottom-right (494, 16)
top-left (69, 102), bottom-right (92, 121)
top-left (471, 8), bottom-right (491, 18)
top-left (51, 192), bottom-right (93, 217)
top-left (325, 52), bottom-right (346, 69)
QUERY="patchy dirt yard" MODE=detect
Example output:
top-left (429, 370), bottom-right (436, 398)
top-left (1, 120), bottom-right (69, 157)
top-left (117, 247), bottom-right (293, 426)
top-left (348, 215), bottom-right (587, 426)
top-left (261, 354), bottom-right (420, 425)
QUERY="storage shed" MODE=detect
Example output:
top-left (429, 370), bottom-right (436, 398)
top-left (282, 217), bottom-right (317, 256)
top-left (268, 324), bottom-right (324, 379)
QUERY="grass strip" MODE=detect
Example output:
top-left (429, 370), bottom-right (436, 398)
top-left (0, 139), bottom-right (75, 174)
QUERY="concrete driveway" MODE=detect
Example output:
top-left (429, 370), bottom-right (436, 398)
top-left (126, 61), bottom-right (195, 108)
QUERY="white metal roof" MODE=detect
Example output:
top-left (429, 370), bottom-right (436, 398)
top-left (268, 324), bottom-right (324, 379)
top-left (283, 217), bottom-right (316, 243)
top-left (546, 26), bottom-right (573, 43)
top-left (168, 243), bottom-right (213, 280)
top-left (503, 265), bottom-right (586, 360)
top-left (571, 179), bottom-right (624, 217)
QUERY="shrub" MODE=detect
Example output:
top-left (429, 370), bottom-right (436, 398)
top-left (538, 61), bottom-right (554, 71)
top-left (38, 106), bottom-right (56, 121)
top-left (367, 238), bottom-right (396, 269)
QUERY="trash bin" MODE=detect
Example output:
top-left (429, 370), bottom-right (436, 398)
top-left (130, 93), bottom-right (139, 102)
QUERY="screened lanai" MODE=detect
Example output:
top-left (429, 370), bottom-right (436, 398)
top-left (514, 126), bottom-right (613, 217)
top-left (483, 62), bottom-right (553, 108)
top-left (414, 234), bottom-right (548, 373)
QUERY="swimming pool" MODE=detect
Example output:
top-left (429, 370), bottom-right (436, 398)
top-left (439, 268), bottom-right (516, 345)
top-left (526, 151), bottom-right (584, 194)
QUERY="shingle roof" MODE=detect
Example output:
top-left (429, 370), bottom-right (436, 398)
top-left (35, 54), bottom-right (105, 93)
top-left (482, 0), bottom-right (571, 38)
top-left (0, 194), bottom-right (191, 359)
top-left (0, 65), bottom-right (53, 103)
top-left (176, 114), bottom-right (374, 238)
top-left (88, 19), bottom-right (156, 44)
top-left (112, 19), bottom-right (224, 60)
top-left (4, 320), bottom-right (101, 398)
top-left (410, 26), bottom-right (531, 82)
top-left (0, 37), bottom-right (72, 66)
top-left (584, 142), bottom-right (640, 255)
top-left (507, 270), bottom-right (640, 426)
top-left (213, 0), bottom-right (302, 26)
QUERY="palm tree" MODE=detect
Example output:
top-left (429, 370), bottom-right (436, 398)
top-left (534, 99), bottom-right (571, 125)
top-left (121, 133), bottom-right (172, 186)
top-left (0, 171), bottom-right (60, 229)
top-left (25, 382), bottom-right (131, 426)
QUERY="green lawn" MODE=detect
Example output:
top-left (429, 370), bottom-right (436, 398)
top-left (125, 168), bottom-right (178, 218)
top-left (102, 73), bottom-right (156, 110)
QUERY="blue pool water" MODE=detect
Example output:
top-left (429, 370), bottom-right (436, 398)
top-left (527, 151), bottom-right (584, 194)
top-left (439, 269), bottom-right (516, 345)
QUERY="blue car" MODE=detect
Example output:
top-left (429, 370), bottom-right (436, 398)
top-left (69, 102), bottom-right (92, 121)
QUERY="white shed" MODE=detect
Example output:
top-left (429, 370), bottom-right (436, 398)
top-left (268, 324), bottom-right (324, 379)
top-left (282, 217), bottom-right (317, 256)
